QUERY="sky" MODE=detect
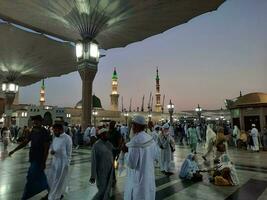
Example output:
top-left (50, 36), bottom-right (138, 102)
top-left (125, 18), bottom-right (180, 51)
top-left (19, 0), bottom-right (267, 112)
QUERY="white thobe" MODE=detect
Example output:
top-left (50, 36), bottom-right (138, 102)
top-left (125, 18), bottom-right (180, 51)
top-left (48, 133), bottom-right (72, 200)
top-left (90, 127), bottom-right (96, 137)
top-left (158, 134), bottom-right (175, 172)
top-left (151, 130), bottom-right (160, 163)
top-left (124, 131), bottom-right (156, 200)
top-left (250, 128), bottom-right (259, 151)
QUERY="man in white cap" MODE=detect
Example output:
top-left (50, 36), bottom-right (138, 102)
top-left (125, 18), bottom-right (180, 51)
top-left (250, 124), bottom-right (260, 152)
top-left (90, 128), bottom-right (114, 200)
top-left (158, 123), bottom-right (175, 175)
top-left (123, 115), bottom-right (156, 200)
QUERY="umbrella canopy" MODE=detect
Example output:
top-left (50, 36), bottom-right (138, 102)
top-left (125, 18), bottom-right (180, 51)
top-left (0, 22), bottom-right (76, 86)
top-left (0, 0), bottom-right (225, 49)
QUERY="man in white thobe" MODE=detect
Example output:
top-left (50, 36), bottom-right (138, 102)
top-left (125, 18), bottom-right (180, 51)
top-left (158, 123), bottom-right (175, 175)
top-left (250, 124), bottom-right (260, 152)
top-left (123, 115), bottom-right (156, 200)
top-left (90, 128), bottom-right (114, 200)
top-left (47, 123), bottom-right (72, 200)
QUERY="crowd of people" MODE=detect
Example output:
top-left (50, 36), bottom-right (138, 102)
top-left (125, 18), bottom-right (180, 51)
top-left (1, 115), bottom-right (267, 200)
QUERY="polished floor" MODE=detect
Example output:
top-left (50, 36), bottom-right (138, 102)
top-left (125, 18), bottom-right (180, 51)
top-left (0, 142), bottom-right (267, 200)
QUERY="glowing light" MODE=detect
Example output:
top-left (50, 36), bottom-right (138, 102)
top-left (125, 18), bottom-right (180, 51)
top-left (75, 42), bottom-right (83, 58)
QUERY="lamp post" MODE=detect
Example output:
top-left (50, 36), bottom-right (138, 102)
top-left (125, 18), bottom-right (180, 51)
top-left (1, 82), bottom-right (19, 127)
top-left (195, 104), bottom-right (202, 125)
top-left (123, 111), bottom-right (129, 124)
top-left (76, 39), bottom-right (100, 132)
top-left (167, 100), bottom-right (174, 125)
top-left (92, 110), bottom-right (98, 127)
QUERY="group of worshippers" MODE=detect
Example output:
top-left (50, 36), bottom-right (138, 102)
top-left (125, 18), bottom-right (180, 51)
top-left (90, 115), bottom-right (178, 200)
top-left (90, 115), bottom-right (157, 200)
top-left (9, 115), bottom-right (72, 200)
top-left (232, 124), bottom-right (266, 152)
top-left (179, 123), bottom-right (240, 186)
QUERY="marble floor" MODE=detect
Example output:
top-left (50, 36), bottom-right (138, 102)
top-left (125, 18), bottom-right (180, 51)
top-left (0, 143), bottom-right (267, 200)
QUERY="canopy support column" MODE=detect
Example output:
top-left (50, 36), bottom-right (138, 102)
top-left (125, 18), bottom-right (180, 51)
top-left (78, 64), bottom-right (97, 132)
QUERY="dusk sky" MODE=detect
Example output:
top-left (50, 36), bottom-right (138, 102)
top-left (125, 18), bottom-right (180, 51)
top-left (20, 0), bottom-right (267, 112)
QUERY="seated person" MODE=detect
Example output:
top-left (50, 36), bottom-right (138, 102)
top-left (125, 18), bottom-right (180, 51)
top-left (179, 153), bottom-right (203, 182)
top-left (212, 143), bottom-right (239, 186)
top-left (237, 130), bottom-right (247, 149)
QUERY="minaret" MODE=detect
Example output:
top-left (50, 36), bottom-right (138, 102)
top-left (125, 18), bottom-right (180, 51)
top-left (155, 68), bottom-right (161, 112)
top-left (40, 79), bottom-right (45, 106)
top-left (110, 68), bottom-right (119, 111)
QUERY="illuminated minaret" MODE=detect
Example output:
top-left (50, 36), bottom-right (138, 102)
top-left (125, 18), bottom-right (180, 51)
top-left (40, 79), bottom-right (45, 106)
top-left (110, 68), bottom-right (119, 111)
top-left (155, 68), bottom-right (161, 112)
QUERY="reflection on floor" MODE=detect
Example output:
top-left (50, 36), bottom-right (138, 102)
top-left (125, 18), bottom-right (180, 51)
top-left (0, 143), bottom-right (267, 200)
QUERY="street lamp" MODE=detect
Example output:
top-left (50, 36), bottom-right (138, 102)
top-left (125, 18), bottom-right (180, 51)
top-left (167, 100), bottom-right (174, 125)
top-left (76, 38), bottom-right (100, 132)
top-left (123, 111), bottom-right (129, 124)
top-left (1, 82), bottom-right (19, 127)
top-left (92, 110), bottom-right (98, 127)
top-left (195, 104), bottom-right (202, 124)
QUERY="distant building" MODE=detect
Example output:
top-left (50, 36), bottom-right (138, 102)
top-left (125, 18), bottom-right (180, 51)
top-left (40, 79), bottom-right (45, 106)
top-left (225, 92), bottom-right (267, 131)
top-left (110, 67), bottom-right (119, 111)
top-left (155, 68), bottom-right (162, 112)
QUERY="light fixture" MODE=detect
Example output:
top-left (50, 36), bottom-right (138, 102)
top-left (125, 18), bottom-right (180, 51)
top-left (66, 113), bottom-right (71, 118)
top-left (21, 112), bottom-right (28, 117)
top-left (1, 82), bottom-right (19, 93)
top-left (75, 40), bottom-right (100, 63)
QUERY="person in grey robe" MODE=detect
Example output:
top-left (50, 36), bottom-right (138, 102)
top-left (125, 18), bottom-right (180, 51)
top-left (90, 128), bottom-right (114, 200)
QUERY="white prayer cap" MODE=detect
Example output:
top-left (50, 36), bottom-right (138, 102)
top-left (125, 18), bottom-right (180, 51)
top-left (162, 123), bottom-right (170, 129)
top-left (97, 128), bottom-right (108, 135)
top-left (132, 115), bottom-right (146, 125)
top-left (252, 124), bottom-right (256, 127)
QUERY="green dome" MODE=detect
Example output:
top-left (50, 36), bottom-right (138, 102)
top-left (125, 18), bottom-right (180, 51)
top-left (76, 95), bottom-right (102, 109)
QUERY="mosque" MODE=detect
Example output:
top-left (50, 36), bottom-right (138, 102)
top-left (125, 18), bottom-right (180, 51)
top-left (2, 68), bottom-right (262, 128)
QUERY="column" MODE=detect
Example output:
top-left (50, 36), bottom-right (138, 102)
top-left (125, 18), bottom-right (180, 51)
top-left (260, 107), bottom-right (265, 132)
top-left (4, 93), bottom-right (15, 127)
top-left (79, 67), bottom-right (96, 132)
top-left (239, 108), bottom-right (245, 131)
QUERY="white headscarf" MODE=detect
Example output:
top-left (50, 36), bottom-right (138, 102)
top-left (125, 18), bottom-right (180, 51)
top-left (205, 124), bottom-right (216, 148)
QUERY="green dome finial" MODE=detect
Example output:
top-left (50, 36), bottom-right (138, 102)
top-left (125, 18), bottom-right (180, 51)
top-left (41, 79), bottom-right (45, 89)
top-left (112, 67), bottom-right (118, 80)
top-left (156, 67), bottom-right (160, 80)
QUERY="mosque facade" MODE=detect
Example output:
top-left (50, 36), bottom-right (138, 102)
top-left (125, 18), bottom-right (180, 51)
top-left (0, 68), bottom-right (233, 128)
top-left (225, 92), bottom-right (267, 131)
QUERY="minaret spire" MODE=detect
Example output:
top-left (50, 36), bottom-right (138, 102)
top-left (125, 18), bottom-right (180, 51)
top-left (40, 79), bottom-right (45, 106)
top-left (155, 67), bottom-right (162, 112)
top-left (110, 67), bottom-right (119, 111)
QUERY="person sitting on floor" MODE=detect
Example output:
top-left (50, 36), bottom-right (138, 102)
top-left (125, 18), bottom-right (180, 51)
top-left (212, 143), bottom-right (239, 186)
top-left (179, 153), bottom-right (203, 182)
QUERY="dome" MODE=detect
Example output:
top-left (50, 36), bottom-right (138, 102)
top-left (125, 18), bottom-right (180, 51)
top-left (75, 95), bottom-right (102, 109)
top-left (232, 92), bottom-right (267, 108)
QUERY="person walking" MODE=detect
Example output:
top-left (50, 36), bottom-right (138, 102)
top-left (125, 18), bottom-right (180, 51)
top-left (123, 115), bottom-right (157, 200)
top-left (46, 123), bottom-right (72, 200)
top-left (90, 128), bottom-right (114, 200)
top-left (9, 115), bottom-right (50, 200)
